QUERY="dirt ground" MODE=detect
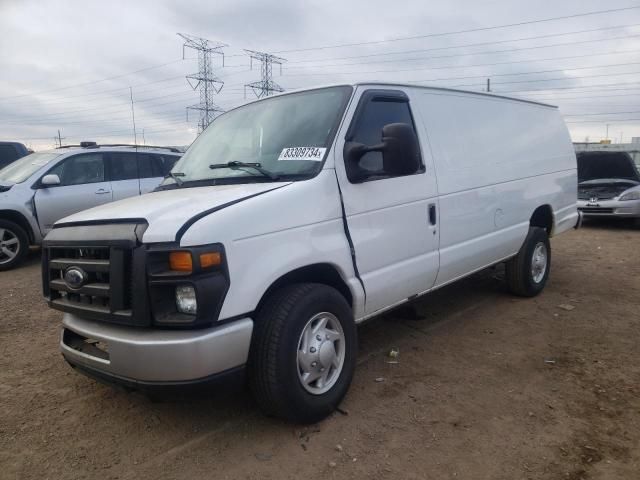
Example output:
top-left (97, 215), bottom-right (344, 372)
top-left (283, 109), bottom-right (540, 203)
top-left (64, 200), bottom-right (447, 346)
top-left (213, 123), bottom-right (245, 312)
top-left (1, 220), bottom-right (639, 480)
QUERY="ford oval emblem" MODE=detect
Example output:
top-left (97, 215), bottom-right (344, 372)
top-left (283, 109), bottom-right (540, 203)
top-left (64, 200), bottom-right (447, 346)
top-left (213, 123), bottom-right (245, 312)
top-left (64, 267), bottom-right (88, 290)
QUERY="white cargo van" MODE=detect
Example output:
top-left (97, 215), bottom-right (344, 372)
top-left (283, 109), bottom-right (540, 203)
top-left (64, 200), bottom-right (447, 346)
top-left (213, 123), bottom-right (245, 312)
top-left (42, 83), bottom-right (580, 423)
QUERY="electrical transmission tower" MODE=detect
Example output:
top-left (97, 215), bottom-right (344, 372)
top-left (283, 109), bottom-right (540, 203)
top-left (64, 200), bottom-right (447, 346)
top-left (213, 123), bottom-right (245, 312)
top-left (178, 33), bottom-right (227, 132)
top-left (244, 50), bottom-right (286, 98)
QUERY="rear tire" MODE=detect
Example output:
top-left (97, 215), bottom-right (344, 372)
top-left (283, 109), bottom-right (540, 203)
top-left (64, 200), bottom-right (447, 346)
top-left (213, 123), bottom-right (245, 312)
top-left (248, 283), bottom-right (356, 423)
top-left (0, 220), bottom-right (29, 271)
top-left (505, 226), bottom-right (550, 297)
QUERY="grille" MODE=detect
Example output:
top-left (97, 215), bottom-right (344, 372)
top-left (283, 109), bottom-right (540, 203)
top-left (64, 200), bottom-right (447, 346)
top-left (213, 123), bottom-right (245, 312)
top-left (578, 207), bottom-right (614, 214)
top-left (45, 246), bottom-right (134, 323)
top-left (578, 185), bottom-right (629, 200)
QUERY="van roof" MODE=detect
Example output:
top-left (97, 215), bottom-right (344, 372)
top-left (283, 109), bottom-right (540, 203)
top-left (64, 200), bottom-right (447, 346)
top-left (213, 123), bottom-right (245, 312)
top-left (276, 82), bottom-right (557, 109)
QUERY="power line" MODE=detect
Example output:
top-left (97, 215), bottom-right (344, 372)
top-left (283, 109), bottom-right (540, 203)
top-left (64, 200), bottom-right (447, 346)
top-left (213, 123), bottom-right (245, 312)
top-left (564, 110), bottom-right (640, 116)
top-left (269, 6), bottom-right (640, 54)
top-left (0, 59), bottom-right (186, 101)
top-left (284, 33), bottom-right (640, 70)
top-left (407, 61), bottom-right (640, 84)
top-left (450, 69), bottom-right (640, 89)
top-left (566, 118), bottom-right (640, 123)
top-left (501, 80), bottom-right (640, 93)
top-left (284, 23), bottom-right (640, 65)
top-left (280, 48), bottom-right (639, 78)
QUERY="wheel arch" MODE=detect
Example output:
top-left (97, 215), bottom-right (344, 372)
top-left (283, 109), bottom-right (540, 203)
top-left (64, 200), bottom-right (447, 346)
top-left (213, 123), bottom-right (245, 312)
top-left (0, 209), bottom-right (35, 244)
top-left (254, 263), bottom-right (354, 319)
top-left (529, 204), bottom-right (555, 236)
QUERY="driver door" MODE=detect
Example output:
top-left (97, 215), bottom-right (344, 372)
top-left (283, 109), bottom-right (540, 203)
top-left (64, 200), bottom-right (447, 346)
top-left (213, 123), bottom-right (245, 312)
top-left (34, 153), bottom-right (112, 234)
top-left (334, 88), bottom-right (440, 315)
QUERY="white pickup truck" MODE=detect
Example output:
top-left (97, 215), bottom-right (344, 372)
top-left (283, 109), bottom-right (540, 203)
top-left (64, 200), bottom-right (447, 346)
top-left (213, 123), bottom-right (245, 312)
top-left (42, 83), bottom-right (580, 423)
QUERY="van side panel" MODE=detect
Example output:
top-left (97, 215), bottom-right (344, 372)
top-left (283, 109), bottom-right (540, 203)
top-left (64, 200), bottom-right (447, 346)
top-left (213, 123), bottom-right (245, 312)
top-left (412, 90), bottom-right (577, 286)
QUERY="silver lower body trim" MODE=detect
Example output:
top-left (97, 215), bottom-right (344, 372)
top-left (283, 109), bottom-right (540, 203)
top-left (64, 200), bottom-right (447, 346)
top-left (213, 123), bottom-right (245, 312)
top-left (60, 313), bottom-right (253, 382)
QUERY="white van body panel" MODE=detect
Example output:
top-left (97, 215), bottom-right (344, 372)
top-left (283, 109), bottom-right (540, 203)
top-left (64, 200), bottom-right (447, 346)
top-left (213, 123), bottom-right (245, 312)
top-left (410, 88), bottom-right (577, 286)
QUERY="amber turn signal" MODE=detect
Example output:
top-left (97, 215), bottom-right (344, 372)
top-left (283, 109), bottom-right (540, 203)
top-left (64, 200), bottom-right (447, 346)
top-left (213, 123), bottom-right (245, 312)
top-left (200, 252), bottom-right (222, 269)
top-left (169, 251), bottom-right (193, 272)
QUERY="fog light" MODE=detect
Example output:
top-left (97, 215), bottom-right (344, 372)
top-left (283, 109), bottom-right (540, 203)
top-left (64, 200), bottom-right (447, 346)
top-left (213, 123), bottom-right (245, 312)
top-left (175, 285), bottom-right (197, 315)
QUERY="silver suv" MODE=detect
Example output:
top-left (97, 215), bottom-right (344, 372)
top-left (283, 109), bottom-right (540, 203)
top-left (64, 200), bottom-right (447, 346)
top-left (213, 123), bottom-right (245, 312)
top-left (0, 143), bottom-right (181, 270)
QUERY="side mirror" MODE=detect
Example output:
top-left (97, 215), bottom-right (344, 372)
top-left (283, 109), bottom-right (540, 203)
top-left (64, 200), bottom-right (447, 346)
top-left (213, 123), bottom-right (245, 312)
top-left (344, 122), bottom-right (421, 182)
top-left (41, 174), bottom-right (61, 186)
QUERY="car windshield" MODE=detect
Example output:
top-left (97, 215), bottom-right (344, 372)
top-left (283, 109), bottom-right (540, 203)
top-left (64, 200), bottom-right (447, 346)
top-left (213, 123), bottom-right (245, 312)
top-left (160, 86), bottom-right (352, 188)
top-left (0, 152), bottom-right (62, 184)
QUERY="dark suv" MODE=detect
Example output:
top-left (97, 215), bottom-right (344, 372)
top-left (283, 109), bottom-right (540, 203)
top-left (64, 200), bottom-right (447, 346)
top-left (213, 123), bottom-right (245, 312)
top-left (0, 141), bottom-right (31, 170)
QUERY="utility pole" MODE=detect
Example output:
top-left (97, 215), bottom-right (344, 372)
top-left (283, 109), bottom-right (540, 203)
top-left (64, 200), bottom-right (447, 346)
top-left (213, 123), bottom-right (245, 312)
top-left (244, 50), bottom-right (286, 99)
top-left (129, 87), bottom-right (138, 145)
top-left (486, 78), bottom-right (491, 92)
top-left (605, 123), bottom-right (609, 141)
top-left (178, 33), bottom-right (227, 133)
top-left (55, 129), bottom-right (65, 147)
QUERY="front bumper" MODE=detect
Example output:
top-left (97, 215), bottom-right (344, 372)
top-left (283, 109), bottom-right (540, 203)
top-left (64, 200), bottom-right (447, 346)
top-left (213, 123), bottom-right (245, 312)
top-left (577, 199), bottom-right (640, 218)
top-left (61, 313), bottom-right (253, 384)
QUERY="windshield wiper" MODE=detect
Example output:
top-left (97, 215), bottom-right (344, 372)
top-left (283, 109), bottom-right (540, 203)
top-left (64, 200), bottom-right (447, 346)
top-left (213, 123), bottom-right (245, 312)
top-left (209, 161), bottom-right (280, 180)
top-left (165, 171), bottom-right (185, 186)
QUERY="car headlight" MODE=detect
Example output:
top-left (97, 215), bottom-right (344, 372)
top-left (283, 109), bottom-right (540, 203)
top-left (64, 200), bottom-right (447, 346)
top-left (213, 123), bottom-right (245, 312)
top-left (619, 191), bottom-right (640, 201)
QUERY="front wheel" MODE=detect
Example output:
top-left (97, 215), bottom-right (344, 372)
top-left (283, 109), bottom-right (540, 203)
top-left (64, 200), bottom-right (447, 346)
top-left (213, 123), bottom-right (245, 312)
top-left (248, 283), bottom-right (357, 423)
top-left (0, 220), bottom-right (29, 271)
top-left (505, 226), bottom-right (551, 297)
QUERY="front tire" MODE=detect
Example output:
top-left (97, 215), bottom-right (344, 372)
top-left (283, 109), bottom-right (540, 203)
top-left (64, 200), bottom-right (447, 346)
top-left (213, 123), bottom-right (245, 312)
top-left (0, 220), bottom-right (29, 271)
top-left (505, 226), bottom-right (551, 297)
top-left (248, 283), bottom-right (357, 423)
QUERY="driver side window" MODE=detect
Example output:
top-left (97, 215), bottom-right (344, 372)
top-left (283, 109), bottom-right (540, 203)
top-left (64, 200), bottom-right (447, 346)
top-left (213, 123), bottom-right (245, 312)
top-left (345, 93), bottom-right (422, 183)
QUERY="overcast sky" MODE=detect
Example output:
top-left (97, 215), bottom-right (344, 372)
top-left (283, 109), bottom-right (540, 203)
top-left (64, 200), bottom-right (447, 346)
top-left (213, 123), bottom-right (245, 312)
top-left (1, 0), bottom-right (640, 150)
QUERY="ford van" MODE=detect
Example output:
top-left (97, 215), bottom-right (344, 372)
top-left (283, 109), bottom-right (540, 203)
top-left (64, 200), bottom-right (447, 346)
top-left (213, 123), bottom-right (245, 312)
top-left (42, 84), bottom-right (580, 423)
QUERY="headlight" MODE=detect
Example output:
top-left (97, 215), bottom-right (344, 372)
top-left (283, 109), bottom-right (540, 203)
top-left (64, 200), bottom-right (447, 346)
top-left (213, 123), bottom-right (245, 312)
top-left (619, 190), bottom-right (640, 201)
top-left (146, 243), bottom-right (228, 328)
top-left (175, 285), bottom-right (197, 314)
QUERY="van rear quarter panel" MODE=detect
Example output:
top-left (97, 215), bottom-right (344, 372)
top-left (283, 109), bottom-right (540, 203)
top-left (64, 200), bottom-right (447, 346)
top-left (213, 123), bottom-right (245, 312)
top-left (411, 89), bottom-right (577, 286)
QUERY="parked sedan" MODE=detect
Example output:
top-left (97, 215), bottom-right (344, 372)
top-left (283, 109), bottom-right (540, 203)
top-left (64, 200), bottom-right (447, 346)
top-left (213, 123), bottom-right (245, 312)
top-left (0, 143), bottom-right (181, 270)
top-left (577, 151), bottom-right (640, 219)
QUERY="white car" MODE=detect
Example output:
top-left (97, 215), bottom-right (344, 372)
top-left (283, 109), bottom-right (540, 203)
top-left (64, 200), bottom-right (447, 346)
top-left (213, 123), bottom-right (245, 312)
top-left (42, 84), bottom-right (580, 423)
top-left (577, 151), bottom-right (640, 219)
top-left (0, 143), bottom-right (181, 270)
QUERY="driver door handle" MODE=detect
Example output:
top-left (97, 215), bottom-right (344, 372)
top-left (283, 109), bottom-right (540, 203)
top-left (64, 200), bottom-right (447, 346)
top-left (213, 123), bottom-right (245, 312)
top-left (95, 188), bottom-right (111, 194)
top-left (428, 203), bottom-right (437, 226)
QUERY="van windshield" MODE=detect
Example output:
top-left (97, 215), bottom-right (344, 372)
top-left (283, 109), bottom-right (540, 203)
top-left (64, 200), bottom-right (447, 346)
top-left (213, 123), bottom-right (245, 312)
top-left (160, 86), bottom-right (352, 188)
top-left (0, 152), bottom-right (61, 184)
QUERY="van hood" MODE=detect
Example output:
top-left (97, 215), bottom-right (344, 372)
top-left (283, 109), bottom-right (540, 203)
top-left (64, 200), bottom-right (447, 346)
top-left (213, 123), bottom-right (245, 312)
top-left (56, 182), bottom-right (291, 243)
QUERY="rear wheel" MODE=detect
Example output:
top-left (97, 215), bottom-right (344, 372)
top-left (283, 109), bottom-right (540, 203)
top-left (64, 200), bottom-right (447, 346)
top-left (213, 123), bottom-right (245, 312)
top-left (505, 226), bottom-right (551, 297)
top-left (248, 283), bottom-right (356, 423)
top-left (0, 220), bottom-right (29, 271)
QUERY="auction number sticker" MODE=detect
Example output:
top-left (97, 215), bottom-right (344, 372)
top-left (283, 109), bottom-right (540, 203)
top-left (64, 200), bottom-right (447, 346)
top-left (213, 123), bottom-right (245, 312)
top-left (278, 147), bottom-right (326, 161)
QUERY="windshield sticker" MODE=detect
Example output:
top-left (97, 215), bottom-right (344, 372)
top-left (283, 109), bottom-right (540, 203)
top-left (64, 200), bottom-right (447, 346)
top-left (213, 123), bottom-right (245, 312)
top-left (278, 147), bottom-right (326, 162)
